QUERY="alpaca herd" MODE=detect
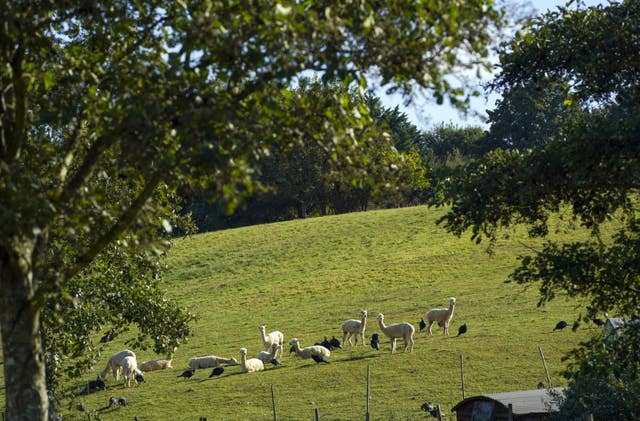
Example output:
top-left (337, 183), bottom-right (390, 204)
top-left (93, 297), bottom-right (459, 389)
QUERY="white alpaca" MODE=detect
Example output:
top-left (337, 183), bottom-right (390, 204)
top-left (99, 349), bottom-right (136, 380)
top-left (376, 313), bottom-right (415, 353)
top-left (239, 348), bottom-right (264, 373)
top-left (425, 297), bottom-right (456, 336)
top-left (289, 338), bottom-right (331, 359)
top-left (188, 355), bottom-right (238, 370)
top-left (341, 310), bottom-right (368, 346)
top-left (259, 325), bottom-right (284, 359)
top-left (257, 343), bottom-right (282, 363)
top-left (121, 355), bottom-right (144, 387)
top-left (139, 358), bottom-right (172, 372)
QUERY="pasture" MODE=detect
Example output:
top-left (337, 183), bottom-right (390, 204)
top-left (2, 205), bottom-right (598, 420)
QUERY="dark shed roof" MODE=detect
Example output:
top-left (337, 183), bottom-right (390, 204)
top-left (452, 387), bottom-right (564, 415)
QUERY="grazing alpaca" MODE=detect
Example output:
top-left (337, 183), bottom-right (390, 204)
top-left (341, 310), bottom-right (368, 347)
top-left (376, 313), bottom-right (415, 353)
top-left (289, 338), bottom-right (331, 362)
top-left (121, 356), bottom-right (144, 387)
top-left (99, 349), bottom-right (136, 380)
top-left (425, 297), bottom-right (456, 336)
top-left (259, 325), bottom-right (284, 359)
top-left (239, 348), bottom-right (264, 373)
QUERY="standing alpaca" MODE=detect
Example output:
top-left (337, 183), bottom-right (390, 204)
top-left (341, 310), bottom-right (368, 347)
top-left (376, 313), bottom-right (415, 353)
top-left (121, 356), bottom-right (144, 387)
top-left (425, 297), bottom-right (456, 336)
top-left (259, 325), bottom-right (284, 359)
top-left (239, 348), bottom-right (264, 373)
top-left (99, 350), bottom-right (136, 380)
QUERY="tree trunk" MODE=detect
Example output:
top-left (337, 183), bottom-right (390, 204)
top-left (0, 241), bottom-right (49, 420)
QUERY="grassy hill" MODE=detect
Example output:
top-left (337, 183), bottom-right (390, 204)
top-left (7, 205), bottom-right (599, 420)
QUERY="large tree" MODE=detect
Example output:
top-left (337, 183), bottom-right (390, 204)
top-left (433, 1), bottom-right (640, 417)
top-left (0, 1), bottom-right (501, 419)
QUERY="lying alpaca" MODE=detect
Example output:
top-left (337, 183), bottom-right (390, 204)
top-left (376, 313), bottom-right (415, 353)
top-left (425, 297), bottom-right (456, 336)
top-left (257, 343), bottom-right (281, 364)
top-left (289, 338), bottom-right (331, 361)
top-left (139, 358), bottom-right (172, 372)
top-left (188, 355), bottom-right (238, 370)
top-left (239, 348), bottom-right (264, 373)
top-left (99, 350), bottom-right (136, 380)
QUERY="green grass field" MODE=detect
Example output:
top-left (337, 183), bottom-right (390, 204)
top-left (4, 205), bottom-right (599, 420)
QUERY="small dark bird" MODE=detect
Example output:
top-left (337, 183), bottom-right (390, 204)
top-left (420, 401), bottom-right (434, 412)
top-left (537, 381), bottom-right (545, 389)
top-left (370, 333), bottom-right (380, 351)
top-left (108, 396), bottom-right (118, 407)
top-left (329, 336), bottom-right (342, 349)
top-left (420, 402), bottom-right (439, 417)
top-left (117, 397), bottom-right (127, 406)
top-left (100, 330), bottom-right (116, 343)
top-left (270, 358), bottom-right (281, 366)
top-left (87, 376), bottom-right (106, 393)
top-left (319, 337), bottom-right (332, 350)
top-left (419, 318), bottom-right (427, 332)
top-left (457, 323), bottom-right (468, 337)
top-left (135, 373), bottom-right (145, 383)
top-left (76, 402), bottom-right (86, 412)
top-left (209, 367), bottom-right (225, 377)
top-left (554, 320), bottom-right (568, 331)
top-left (311, 354), bottom-right (329, 364)
top-left (177, 368), bottom-right (195, 379)
top-left (289, 345), bottom-right (296, 355)
top-left (593, 318), bottom-right (605, 327)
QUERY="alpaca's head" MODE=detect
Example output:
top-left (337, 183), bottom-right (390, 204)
top-left (376, 313), bottom-right (384, 321)
top-left (239, 348), bottom-right (248, 357)
top-left (229, 357), bottom-right (238, 365)
top-left (361, 310), bottom-right (368, 318)
top-left (289, 338), bottom-right (299, 346)
top-left (449, 297), bottom-right (457, 306)
top-left (259, 325), bottom-right (266, 333)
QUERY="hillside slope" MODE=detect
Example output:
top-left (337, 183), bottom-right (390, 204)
top-left (10, 205), bottom-right (598, 420)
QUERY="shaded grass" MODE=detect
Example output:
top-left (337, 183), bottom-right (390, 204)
top-left (3, 205), bottom-right (601, 420)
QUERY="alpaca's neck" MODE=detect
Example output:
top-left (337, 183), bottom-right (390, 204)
top-left (377, 319), bottom-right (387, 333)
top-left (361, 316), bottom-right (367, 328)
top-left (260, 329), bottom-right (269, 343)
top-left (240, 354), bottom-right (247, 368)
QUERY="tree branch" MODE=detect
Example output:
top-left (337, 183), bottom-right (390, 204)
top-left (63, 170), bottom-right (164, 283)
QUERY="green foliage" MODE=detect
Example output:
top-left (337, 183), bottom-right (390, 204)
top-left (555, 323), bottom-right (640, 420)
top-left (434, 1), bottom-right (640, 417)
top-left (0, 1), bottom-right (502, 417)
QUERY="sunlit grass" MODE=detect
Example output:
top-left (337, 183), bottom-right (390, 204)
top-left (3, 205), bottom-right (601, 420)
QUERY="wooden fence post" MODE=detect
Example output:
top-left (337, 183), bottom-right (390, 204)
top-left (271, 385), bottom-right (277, 421)
top-left (508, 403), bottom-right (513, 421)
top-left (537, 345), bottom-right (553, 388)
top-left (314, 407), bottom-right (320, 421)
top-left (365, 364), bottom-right (371, 421)
top-left (460, 354), bottom-right (465, 400)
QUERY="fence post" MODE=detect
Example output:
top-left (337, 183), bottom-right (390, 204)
top-left (271, 385), bottom-right (277, 421)
top-left (365, 364), bottom-right (371, 421)
top-left (508, 403), bottom-right (513, 421)
top-left (314, 407), bottom-right (320, 421)
top-left (537, 345), bottom-right (553, 388)
top-left (436, 405), bottom-right (443, 421)
top-left (460, 354), bottom-right (465, 399)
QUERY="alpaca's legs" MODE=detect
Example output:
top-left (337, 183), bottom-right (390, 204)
top-left (444, 322), bottom-right (449, 336)
top-left (391, 338), bottom-right (397, 353)
top-left (427, 321), bottom-right (434, 336)
top-left (405, 335), bottom-right (414, 352)
top-left (359, 331), bottom-right (365, 346)
top-left (343, 332), bottom-right (352, 346)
